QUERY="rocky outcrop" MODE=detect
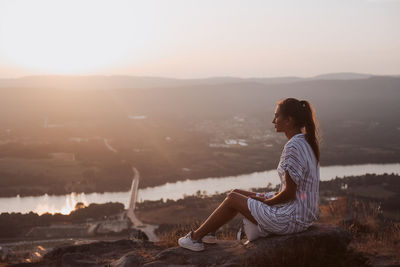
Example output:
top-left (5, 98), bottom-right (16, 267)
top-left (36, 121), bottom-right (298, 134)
top-left (14, 224), bottom-right (365, 267)
top-left (153, 223), bottom-right (352, 267)
top-left (16, 239), bottom-right (162, 267)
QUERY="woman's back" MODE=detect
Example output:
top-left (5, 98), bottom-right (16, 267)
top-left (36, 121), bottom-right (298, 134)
top-left (277, 133), bottom-right (320, 227)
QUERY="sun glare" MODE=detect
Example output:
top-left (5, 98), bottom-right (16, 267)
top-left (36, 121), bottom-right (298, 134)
top-left (33, 193), bottom-right (88, 215)
top-left (0, 0), bottom-right (156, 74)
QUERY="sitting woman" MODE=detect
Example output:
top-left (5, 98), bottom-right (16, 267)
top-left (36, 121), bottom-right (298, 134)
top-left (178, 98), bottom-right (320, 251)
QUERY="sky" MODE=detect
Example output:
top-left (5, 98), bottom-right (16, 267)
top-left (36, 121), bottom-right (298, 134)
top-left (0, 0), bottom-right (399, 79)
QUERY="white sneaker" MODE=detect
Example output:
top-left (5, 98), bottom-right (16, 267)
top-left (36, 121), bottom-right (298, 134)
top-left (178, 231), bottom-right (205, 252)
top-left (202, 232), bottom-right (217, 244)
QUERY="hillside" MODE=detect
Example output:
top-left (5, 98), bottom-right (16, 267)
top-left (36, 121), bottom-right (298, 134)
top-left (0, 76), bottom-right (399, 196)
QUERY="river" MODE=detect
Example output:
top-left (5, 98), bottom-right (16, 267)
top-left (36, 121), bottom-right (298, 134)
top-left (1, 163), bottom-right (399, 215)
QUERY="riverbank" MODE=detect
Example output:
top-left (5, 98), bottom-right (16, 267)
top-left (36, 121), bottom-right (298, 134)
top-left (2, 173), bottom-right (400, 239)
top-left (1, 163), bottom-right (399, 215)
top-left (1, 155), bottom-right (399, 198)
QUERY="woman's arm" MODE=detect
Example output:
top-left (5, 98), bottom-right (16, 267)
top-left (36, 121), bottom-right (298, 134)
top-left (250, 170), bottom-right (297, 205)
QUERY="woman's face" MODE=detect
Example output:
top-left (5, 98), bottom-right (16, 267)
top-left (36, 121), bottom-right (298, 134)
top-left (272, 105), bottom-right (288, 132)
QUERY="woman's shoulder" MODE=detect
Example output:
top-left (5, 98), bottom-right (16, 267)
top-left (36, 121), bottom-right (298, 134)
top-left (284, 133), bottom-right (306, 149)
top-left (282, 134), bottom-right (312, 161)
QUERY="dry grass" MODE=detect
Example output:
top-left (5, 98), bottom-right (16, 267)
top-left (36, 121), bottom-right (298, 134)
top-left (320, 197), bottom-right (400, 266)
top-left (157, 218), bottom-right (240, 247)
top-left (157, 221), bottom-right (201, 247)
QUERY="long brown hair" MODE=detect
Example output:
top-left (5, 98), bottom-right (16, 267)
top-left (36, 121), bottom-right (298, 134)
top-left (278, 98), bottom-right (320, 162)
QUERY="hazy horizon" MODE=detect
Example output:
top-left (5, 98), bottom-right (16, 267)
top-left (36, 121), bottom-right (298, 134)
top-left (0, 72), bottom-right (399, 81)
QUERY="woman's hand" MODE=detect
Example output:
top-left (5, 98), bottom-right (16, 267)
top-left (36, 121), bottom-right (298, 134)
top-left (249, 195), bottom-right (266, 203)
top-left (263, 171), bottom-right (297, 206)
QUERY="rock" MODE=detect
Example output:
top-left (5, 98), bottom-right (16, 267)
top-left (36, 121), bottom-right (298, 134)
top-left (156, 240), bottom-right (244, 266)
top-left (111, 251), bottom-right (143, 267)
top-left (29, 239), bottom-right (161, 267)
top-left (155, 223), bottom-right (351, 267)
top-left (61, 252), bottom-right (98, 267)
top-left (244, 223), bottom-right (351, 267)
top-left (142, 261), bottom-right (182, 267)
top-left (18, 224), bottom-right (357, 267)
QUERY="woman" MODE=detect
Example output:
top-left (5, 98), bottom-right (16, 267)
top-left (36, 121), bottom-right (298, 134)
top-left (178, 98), bottom-right (320, 251)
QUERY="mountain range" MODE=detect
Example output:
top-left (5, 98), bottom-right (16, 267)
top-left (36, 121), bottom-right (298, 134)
top-left (0, 72), bottom-right (395, 90)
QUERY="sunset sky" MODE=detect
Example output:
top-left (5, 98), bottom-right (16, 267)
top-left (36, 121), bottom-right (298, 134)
top-left (0, 0), bottom-right (399, 78)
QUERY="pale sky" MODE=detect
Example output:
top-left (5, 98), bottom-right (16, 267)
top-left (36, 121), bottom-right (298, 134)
top-left (0, 0), bottom-right (399, 78)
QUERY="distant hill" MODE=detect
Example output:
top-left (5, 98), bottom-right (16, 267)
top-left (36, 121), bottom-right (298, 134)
top-left (0, 72), bottom-right (392, 90)
top-left (0, 75), bottom-right (399, 127)
top-left (308, 72), bottom-right (373, 80)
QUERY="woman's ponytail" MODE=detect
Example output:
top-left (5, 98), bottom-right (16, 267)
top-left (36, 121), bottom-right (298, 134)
top-left (300, 100), bottom-right (320, 162)
top-left (278, 98), bottom-right (320, 163)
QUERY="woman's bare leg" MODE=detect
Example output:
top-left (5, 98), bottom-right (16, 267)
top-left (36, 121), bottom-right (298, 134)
top-left (207, 189), bottom-right (255, 235)
top-left (191, 191), bottom-right (258, 240)
top-left (231, 189), bottom-right (256, 197)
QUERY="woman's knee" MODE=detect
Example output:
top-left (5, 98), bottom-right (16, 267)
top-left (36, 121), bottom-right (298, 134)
top-left (229, 189), bottom-right (240, 195)
top-left (226, 191), bottom-right (247, 207)
top-left (226, 189), bottom-right (236, 198)
top-left (224, 191), bottom-right (237, 205)
top-left (225, 192), bottom-right (254, 217)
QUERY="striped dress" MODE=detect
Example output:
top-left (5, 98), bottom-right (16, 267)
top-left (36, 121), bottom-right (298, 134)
top-left (247, 133), bottom-right (320, 235)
